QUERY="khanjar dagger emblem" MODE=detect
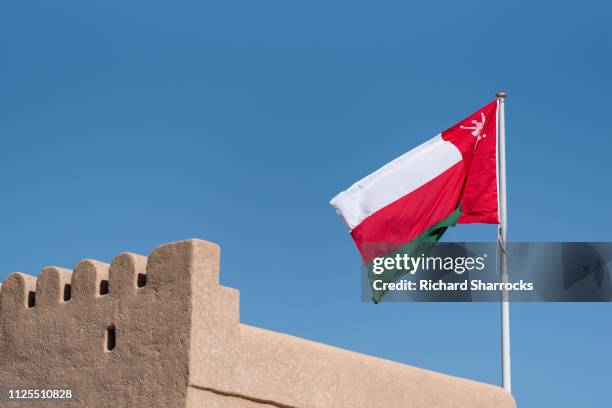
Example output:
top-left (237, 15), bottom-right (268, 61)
top-left (461, 112), bottom-right (486, 140)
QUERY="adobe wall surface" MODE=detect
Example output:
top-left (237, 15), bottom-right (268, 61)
top-left (0, 239), bottom-right (515, 408)
top-left (0, 245), bottom-right (199, 407)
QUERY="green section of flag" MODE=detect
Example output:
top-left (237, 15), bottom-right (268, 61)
top-left (367, 206), bottom-right (462, 303)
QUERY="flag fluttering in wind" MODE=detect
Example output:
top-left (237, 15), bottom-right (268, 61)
top-left (331, 100), bottom-right (500, 302)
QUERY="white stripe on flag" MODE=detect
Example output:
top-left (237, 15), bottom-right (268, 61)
top-left (330, 134), bottom-right (462, 231)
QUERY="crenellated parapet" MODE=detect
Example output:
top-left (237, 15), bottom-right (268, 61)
top-left (1, 240), bottom-right (235, 308)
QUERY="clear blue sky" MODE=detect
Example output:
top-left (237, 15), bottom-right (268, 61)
top-left (1, 1), bottom-right (610, 407)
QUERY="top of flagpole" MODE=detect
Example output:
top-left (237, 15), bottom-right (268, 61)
top-left (496, 91), bottom-right (507, 99)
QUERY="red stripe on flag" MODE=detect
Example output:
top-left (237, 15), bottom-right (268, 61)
top-left (441, 100), bottom-right (499, 224)
top-left (351, 161), bottom-right (466, 262)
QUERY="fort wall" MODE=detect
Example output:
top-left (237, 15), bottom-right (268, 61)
top-left (0, 239), bottom-right (515, 408)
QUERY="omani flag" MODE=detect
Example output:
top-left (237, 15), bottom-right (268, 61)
top-left (330, 100), bottom-right (500, 302)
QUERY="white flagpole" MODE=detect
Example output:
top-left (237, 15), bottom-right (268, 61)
top-left (496, 91), bottom-right (511, 393)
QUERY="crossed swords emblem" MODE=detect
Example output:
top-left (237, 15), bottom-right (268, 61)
top-left (460, 112), bottom-right (487, 141)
